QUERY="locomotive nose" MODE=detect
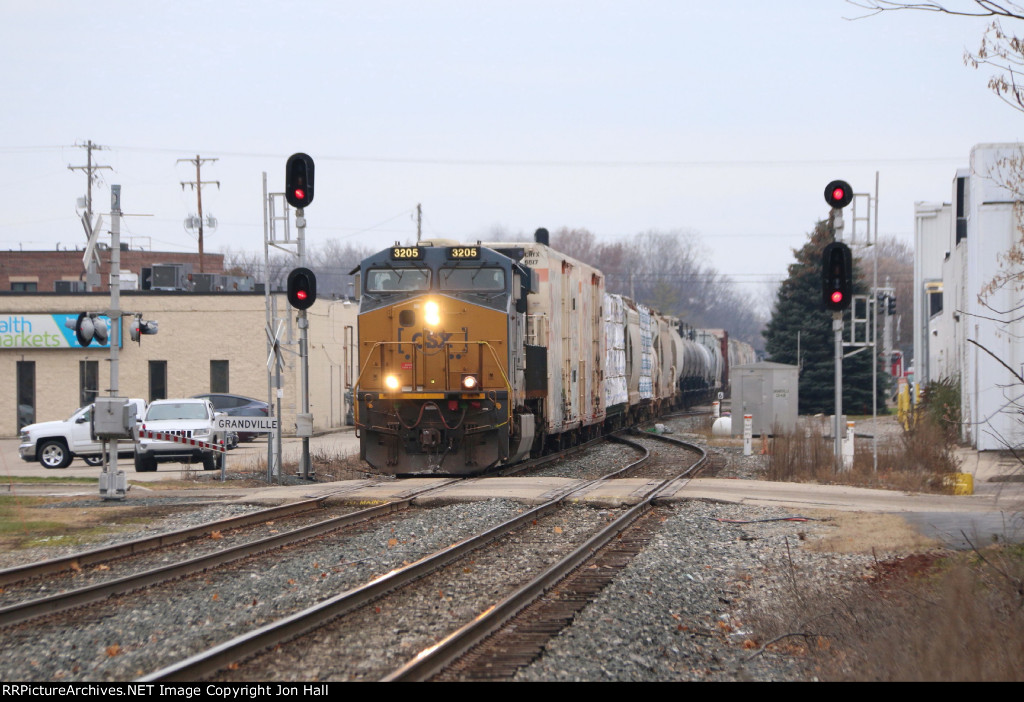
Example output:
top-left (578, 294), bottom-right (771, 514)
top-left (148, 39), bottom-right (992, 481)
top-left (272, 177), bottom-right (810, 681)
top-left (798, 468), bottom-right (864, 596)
top-left (418, 428), bottom-right (442, 450)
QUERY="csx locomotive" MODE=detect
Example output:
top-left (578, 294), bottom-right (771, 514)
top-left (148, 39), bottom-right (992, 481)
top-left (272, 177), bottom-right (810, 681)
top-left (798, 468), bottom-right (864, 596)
top-left (352, 229), bottom-right (749, 475)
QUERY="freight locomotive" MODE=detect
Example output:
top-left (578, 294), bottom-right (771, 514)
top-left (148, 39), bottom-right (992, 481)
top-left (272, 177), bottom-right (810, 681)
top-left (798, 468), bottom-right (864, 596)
top-left (352, 229), bottom-right (751, 475)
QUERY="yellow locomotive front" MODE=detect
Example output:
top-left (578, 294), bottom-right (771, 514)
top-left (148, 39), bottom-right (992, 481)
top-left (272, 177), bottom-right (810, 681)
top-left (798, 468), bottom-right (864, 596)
top-left (354, 243), bottom-right (535, 474)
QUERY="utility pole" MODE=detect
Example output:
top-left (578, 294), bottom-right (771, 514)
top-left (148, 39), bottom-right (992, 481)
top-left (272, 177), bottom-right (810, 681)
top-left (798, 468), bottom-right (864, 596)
top-left (68, 140), bottom-right (112, 221)
top-left (178, 155), bottom-right (220, 272)
top-left (68, 141), bottom-right (112, 290)
top-left (416, 203), bottom-right (422, 243)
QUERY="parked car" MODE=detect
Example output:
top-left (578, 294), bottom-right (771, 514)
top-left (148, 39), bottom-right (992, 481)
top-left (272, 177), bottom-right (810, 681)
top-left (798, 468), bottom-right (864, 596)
top-left (191, 393), bottom-right (269, 442)
top-left (19, 399), bottom-right (147, 469)
top-left (136, 398), bottom-right (228, 472)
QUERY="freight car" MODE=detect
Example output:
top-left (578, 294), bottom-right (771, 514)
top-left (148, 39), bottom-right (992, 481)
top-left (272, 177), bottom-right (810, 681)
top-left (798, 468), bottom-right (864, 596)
top-left (352, 230), bottom-right (738, 476)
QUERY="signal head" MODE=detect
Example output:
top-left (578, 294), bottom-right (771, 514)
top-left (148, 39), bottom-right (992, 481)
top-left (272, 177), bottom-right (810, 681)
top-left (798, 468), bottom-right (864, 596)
top-left (285, 153), bottom-right (315, 208)
top-left (287, 267), bottom-right (317, 310)
top-left (824, 180), bottom-right (853, 209)
top-left (822, 241), bottom-right (853, 311)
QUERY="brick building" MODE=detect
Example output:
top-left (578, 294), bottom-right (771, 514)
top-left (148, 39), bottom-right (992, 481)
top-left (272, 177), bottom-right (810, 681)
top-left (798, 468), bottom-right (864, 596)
top-left (1, 249), bottom-right (225, 293)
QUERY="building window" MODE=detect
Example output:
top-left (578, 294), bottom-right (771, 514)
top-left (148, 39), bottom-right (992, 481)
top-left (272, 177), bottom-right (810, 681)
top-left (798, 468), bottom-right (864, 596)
top-left (210, 360), bottom-right (229, 393)
top-left (17, 361), bottom-right (35, 430)
top-left (149, 361), bottom-right (167, 402)
top-left (10, 282), bottom-right (37, 292)
top-left (80, 361), bottom-right (99, 407)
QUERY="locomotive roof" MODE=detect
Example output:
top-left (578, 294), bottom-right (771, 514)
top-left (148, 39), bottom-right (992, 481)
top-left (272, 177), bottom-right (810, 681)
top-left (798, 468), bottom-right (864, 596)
top-left (353, 242), bottom-right (521, 272)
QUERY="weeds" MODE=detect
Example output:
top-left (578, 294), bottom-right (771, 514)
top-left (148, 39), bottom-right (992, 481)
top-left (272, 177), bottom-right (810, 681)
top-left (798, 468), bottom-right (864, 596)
top-left (746, 545), bottom-right (1024, 681)
top-left (767, 414), bottom-right (961, 493)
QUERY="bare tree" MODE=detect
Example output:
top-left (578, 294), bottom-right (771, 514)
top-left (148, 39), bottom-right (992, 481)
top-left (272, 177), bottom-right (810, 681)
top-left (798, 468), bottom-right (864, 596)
top-left (850, 2), bottom-right (1024, 111)
top-left (552, 227), bottom-right (766, 350)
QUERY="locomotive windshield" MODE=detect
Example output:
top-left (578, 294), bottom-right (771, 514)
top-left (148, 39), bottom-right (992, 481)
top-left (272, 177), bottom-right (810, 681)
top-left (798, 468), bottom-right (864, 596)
top-left (366, 268), bottom-right (430, 292)
top-left (438, 266), bottom-right (505, 291)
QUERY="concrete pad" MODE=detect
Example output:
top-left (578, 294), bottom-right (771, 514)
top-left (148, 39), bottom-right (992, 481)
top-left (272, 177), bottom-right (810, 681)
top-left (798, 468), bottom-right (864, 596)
top-left (675, 477), bottom-right (1023, 514)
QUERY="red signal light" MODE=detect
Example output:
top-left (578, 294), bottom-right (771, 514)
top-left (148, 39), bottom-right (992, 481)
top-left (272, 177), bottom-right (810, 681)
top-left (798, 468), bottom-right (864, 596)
top-left (824, 180), bottom-right (853, 209)
top-left (294, 188), bottom-right (305, 201)
top-left (297, 290), bottom-right (308, 301)
top-left (831, 290), bottom-right (843, 304)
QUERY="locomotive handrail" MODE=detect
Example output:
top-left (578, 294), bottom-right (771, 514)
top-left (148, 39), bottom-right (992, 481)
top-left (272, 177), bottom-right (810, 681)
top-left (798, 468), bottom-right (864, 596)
top-left (353, 340), bottom-right (513, 426)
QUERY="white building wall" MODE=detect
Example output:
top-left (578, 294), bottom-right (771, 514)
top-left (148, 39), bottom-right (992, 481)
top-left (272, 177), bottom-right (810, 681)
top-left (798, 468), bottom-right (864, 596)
top-left (0, 292), bottom-right (357, 438)
top-left (923, 144), bottom-right (1024, 450)
top-left (913, 201), bottom-right (951, 386)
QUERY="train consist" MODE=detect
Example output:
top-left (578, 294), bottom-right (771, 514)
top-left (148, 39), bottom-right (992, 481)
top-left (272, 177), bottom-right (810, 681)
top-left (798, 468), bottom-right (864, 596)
top-left (352, 230), bottom-right (754, 475)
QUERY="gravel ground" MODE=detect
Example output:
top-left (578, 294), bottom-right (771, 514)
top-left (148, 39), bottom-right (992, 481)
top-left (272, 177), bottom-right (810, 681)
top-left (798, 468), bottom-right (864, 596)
top-left (514, 498), bottom-right (871, 681)
top-left (0, 415), bottom-right (907, 681)
top-left (0, 500), bottom-right (531, 681)
top-left (217, 503), bottom-right (611, 682)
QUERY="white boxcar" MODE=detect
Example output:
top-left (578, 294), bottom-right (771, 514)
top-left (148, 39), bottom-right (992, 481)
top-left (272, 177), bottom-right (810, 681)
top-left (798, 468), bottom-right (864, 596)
top-left (490, 240), bottom-right (606, 441)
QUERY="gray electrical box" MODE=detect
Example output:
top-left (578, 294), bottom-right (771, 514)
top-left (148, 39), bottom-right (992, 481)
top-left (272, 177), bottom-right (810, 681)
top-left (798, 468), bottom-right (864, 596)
top-left (730, 362), bottom-right (798, 436)
top-left (295, 412), bottom-right (314, 437)
top-left (92, 397), bottom-right (137, 439)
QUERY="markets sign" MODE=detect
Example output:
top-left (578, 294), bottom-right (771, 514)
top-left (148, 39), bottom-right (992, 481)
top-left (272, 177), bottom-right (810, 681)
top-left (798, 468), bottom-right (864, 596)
top-left (0, 314), bottom-right (119, 349)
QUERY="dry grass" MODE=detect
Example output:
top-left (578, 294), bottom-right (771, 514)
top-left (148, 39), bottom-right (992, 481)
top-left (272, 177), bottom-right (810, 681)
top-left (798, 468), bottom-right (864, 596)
top-left (800, 511), bottom-right (942, 554)
top-left (746, 545), bottom-right (1024, 681)
top-left (767, 416), bottom-right (961, 493)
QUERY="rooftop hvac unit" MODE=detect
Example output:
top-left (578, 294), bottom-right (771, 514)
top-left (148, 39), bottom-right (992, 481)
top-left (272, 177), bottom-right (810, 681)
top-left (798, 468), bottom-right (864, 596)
top-left (54, 280), bottom-right (88, 293)
top-left (151, 263), bottom-right (193, 291)
top-left (191, 273), bottom-right (217, 292)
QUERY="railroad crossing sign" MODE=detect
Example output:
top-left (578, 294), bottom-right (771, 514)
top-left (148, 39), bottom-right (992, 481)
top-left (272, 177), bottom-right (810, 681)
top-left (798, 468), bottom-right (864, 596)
top-left (266, 320), bottom-right (285, 373)
top-left (214, 416), bottom-right (279, 433)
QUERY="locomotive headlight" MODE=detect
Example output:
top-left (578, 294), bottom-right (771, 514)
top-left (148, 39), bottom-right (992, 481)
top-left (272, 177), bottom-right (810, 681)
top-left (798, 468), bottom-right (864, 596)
top-left (424, 300), bottom-right (441, 327)
top-left (384, 374), bottom-right (400, 391)
top-left (461, 373), bottom-right (479, 390)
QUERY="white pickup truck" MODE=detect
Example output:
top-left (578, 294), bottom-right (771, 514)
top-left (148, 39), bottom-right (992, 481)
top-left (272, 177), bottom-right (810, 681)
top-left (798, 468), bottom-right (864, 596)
top-left (19, 399), bottom-right (147, 469)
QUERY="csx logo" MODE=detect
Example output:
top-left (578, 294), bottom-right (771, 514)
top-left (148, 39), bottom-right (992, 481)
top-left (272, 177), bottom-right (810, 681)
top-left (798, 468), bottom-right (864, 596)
top-left (397, 327), bottom-right (468, 356)
top-left (411, 330), bottom-right (452, 350)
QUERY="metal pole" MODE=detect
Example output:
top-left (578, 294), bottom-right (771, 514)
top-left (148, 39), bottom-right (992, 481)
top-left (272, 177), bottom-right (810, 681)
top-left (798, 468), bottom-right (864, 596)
top-left (262, 173), bottom-right (275, 483)
top-left (101, 185), bottom-right (127, 500)
top-left (834, 312), bottom-right (843, 471)
top-left (296, 207), bottom-right (312, 480)
top-left (872, 171), bottom-right (880, 472)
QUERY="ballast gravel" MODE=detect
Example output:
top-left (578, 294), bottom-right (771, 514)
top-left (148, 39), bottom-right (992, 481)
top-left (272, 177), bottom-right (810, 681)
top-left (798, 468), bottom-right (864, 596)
top-left (515, 498), bottom-right (872, 682)
top-left (1, 419), bottom-right (895, 682)
top-left (0, 500), bottom-right (531, 682)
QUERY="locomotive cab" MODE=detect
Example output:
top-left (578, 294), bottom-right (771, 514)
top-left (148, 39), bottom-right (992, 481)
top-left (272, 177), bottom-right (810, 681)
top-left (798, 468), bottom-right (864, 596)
top-left (354, 244), bottom-right (536, 475)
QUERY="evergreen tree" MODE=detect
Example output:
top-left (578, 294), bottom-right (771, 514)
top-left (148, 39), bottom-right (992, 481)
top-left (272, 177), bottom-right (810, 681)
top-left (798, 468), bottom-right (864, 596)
top-left (763, 221), bottom-right (885, 415)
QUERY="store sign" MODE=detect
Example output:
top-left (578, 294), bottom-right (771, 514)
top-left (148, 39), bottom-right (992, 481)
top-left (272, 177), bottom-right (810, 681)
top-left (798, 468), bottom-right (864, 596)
top-left (0, 314), bottom-right (119, 349)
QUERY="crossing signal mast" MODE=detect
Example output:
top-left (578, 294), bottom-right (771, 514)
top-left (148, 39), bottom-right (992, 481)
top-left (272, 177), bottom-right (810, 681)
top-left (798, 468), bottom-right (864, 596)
top-left (823, 180), bottom-right (854, 470)
top-left (284, 153), bottom-right (316, 481)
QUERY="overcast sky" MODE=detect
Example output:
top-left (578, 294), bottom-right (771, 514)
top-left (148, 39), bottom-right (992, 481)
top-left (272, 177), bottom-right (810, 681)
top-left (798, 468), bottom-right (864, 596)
top-left (2, 1), bottom-right (1021, 302)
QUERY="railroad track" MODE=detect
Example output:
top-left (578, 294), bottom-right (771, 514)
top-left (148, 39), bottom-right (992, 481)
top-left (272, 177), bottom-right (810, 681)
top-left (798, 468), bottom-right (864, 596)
top-left (139, 432), bottom-right (704, 682)
top-left (385, 431), bottom-right (706, 681)
top-left (0, 432), bottom-right (701, 681)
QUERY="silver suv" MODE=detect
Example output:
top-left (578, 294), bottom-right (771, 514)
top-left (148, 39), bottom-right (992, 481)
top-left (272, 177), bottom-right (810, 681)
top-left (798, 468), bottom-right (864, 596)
top-left (135, 398), bottom-right (227, 472)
